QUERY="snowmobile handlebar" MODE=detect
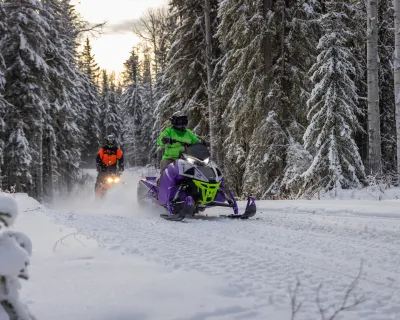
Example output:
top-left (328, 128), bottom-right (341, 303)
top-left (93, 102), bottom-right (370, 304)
top-left (169, 139), bottom-right (210, 148)
top-left (169, 139), bottom-right (192, 147)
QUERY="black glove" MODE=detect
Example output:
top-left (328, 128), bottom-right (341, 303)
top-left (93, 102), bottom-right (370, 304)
top-left (162, 136), bottom-right (173, 145)
top-left (202, 140), bottom-right (210, 147)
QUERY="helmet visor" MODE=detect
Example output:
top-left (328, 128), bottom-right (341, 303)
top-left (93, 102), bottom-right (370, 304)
top-left (106, 135), bottom-right (115, 144)
top-left (173, 116), bottom-right (188, 128)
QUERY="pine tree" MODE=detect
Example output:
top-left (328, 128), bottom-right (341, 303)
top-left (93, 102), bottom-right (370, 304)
top-left (215, 0), bottom-right (266, 195)
top-left (140, 49), bottom-right (155, 165)
top-left (217, 0), bottom-right (320, 197)
top-left (0, 2), bottom-right (8, 190)
top-left (105, 72), bottom-right (123, 141)
top-left (121, 48), bottom-right (143, 167)
top-left (79, 37), bottom-right (101, 165)
top-left (161, 0), bottom-right (220, 136)
top-left (1, 0), bottom-right (51, 197)
top-left (302, 2), bottom-right (366, 195)
top-left (80, 37), bottom-right (100, 84)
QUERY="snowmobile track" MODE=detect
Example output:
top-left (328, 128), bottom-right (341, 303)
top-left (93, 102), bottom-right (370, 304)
top-left (49, 209), bottom-right (400, 320)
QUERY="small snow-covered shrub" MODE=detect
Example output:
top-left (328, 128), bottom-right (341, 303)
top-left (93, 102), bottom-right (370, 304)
top-left (0, 193), bottom-right (36, 320)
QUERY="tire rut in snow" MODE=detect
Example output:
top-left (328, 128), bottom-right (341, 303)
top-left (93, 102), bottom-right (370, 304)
top-left (50, 210), bottom-right (400, 320)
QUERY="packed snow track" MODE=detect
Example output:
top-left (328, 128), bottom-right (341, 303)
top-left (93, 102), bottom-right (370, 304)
top-left (16, 171), bottom-right (400, 320)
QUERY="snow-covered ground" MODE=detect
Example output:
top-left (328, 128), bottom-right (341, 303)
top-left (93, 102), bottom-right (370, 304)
top-left (6, 169), bottom-right (400, 320)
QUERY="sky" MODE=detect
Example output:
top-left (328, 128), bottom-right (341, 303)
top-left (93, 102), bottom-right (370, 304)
top-left (73, 0), bottom-right (168, 74)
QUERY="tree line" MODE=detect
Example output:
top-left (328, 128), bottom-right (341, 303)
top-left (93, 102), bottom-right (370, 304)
top-left (128, 0), bottom-right (400, 199)
top-left (2, 0), bottom-right (400, 201)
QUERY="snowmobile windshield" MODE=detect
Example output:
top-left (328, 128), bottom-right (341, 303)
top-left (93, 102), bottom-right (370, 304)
top-left (183, 143), bottom-right (210, 161)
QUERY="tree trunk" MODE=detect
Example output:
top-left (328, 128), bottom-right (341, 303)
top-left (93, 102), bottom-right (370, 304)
top-left (204, 0), bottom-right (215, 159)
top-left (35, 123), bottom-right (44, 201)
top-left (367, 0), bottom-right (382, 174)
top-left (263, 0), bottom-right (272, 106)
top-left (394, 0), bottom-right (400, 181)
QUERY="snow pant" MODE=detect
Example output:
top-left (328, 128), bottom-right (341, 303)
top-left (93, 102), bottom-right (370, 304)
top-left (157, 159), bottom-right (176, 187)
top-left (160, 159), bottom-right (175, 176)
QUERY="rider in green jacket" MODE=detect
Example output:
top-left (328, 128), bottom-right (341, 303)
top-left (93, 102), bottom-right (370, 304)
top-left (157, 113), bottom-right (200, 175)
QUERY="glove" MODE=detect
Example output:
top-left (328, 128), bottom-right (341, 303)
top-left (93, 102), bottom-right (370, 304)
top-left (162, 136), bottom-right (173, 145)
top-left (202, 140), bottom-right (210, 148)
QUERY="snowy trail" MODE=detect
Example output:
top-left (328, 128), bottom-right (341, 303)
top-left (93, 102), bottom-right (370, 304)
top-left (47, 209), bottom-right (400, 319)
top-left (15, 170), bottom-right (400, 319)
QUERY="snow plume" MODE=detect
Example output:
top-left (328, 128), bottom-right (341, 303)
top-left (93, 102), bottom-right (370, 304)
top-left (0, 192), bottom-right (35, 320)
top-left (48, 168), bottom-right (159, 219)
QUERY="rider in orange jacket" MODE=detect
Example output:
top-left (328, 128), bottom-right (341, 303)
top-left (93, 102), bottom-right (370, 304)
top-left (95, 134), bottom-right (124, 190)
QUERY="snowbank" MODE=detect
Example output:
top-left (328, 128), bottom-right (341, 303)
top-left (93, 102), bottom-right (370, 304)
top-left (0, 192), bottom-right (35, 320)
top-left (256, 198), bottom-right (400, 219)
top-left (315, 185), bottom-right (400, 201)
top-left (14, 192), bottom-right (289, 320)
top-left (0, 192), bottom-right (19, 227)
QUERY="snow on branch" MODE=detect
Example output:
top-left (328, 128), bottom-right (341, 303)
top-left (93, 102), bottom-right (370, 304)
top-left (0, 192), bottom-right (36, 319)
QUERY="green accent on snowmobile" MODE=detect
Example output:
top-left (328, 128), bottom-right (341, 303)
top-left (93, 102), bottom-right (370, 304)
top-left (192, 180), bottom-right (221, 204)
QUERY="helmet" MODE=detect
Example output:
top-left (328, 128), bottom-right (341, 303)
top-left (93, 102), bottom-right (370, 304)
top-left (170, 112), bottom-right (188, 132)
top-left (105, 134), bottom-right (116, 146)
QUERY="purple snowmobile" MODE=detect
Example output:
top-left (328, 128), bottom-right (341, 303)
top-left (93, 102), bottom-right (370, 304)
top-left (137, 139), bottom-right (257, 221)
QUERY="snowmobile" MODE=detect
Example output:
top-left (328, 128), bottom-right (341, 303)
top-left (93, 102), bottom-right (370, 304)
top-left (95, 171), bottom-right (122, 199)
top-left (137, 139), bottom-right (257, 221)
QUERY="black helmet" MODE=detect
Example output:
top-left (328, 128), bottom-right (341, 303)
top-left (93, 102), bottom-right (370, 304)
top-left (105, 134), bottom-right (116, 146)
top-left (170, 112), bottom-right (188, 132)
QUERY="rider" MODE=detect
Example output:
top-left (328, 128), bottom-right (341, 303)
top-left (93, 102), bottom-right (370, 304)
top-left (157, 112), bottom-right (200, 176)
top-left (95, 133), bottom-right (124, 190)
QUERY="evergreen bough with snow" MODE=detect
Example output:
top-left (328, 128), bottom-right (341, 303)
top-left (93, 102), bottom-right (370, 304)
top-left (0, 193), bottom-right (35, 320)
top-left (302, 5), bottom-right (366, 196)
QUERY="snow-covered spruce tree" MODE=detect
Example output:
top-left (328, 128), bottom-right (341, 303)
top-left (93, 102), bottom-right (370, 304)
top-left (243, 0), bottom-right (322, 198)
top-left (41, 0), bottom-right (83, 198)
top-left (104, 72), bottom-right (123, 142)
top-left (161, 0), bottom-right (220, 137)
top-left (140, 49), bottom-right (156, 165)
top-left (1, 0), bottom-right (50, 198)
top-left (78, 37), bottom-right (101, 166)
top-left (302, 2), bottom-right (366, 196)
top-left (99, 70), bottom-right (111, 138)
top-left (217, 0), bottom-right (320, 197)
top-left (0, 2), bottom-right (9, 191)
top-left (121, 48), bottom-right (143, 167)
top-left (216, 0), bottom-right (269, 196)
top-left (0, 193), bottom-right (35, 320)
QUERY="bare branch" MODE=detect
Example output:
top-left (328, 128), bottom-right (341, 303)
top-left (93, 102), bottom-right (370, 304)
top-left (288, 277), bottom-right (304, 320)
top-left (78, 22), bottom-right (107, 36)
top-left (53, 232), bottom-right (105, 252)
top-left (316, 261), bottom-right (366, 320)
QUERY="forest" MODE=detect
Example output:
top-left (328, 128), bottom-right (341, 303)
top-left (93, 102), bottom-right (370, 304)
top-left (0, 0), bottom-right (399, 201)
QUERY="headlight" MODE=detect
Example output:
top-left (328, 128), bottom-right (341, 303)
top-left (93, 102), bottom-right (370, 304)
top-left (185, 155), bottom-right (210, 165)
top-left (114, 177), bottom-right (120, 183)
top-left (107, 177), bottom-right (113, 183)
top-left (186, 156), bottom-right (196, 164)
